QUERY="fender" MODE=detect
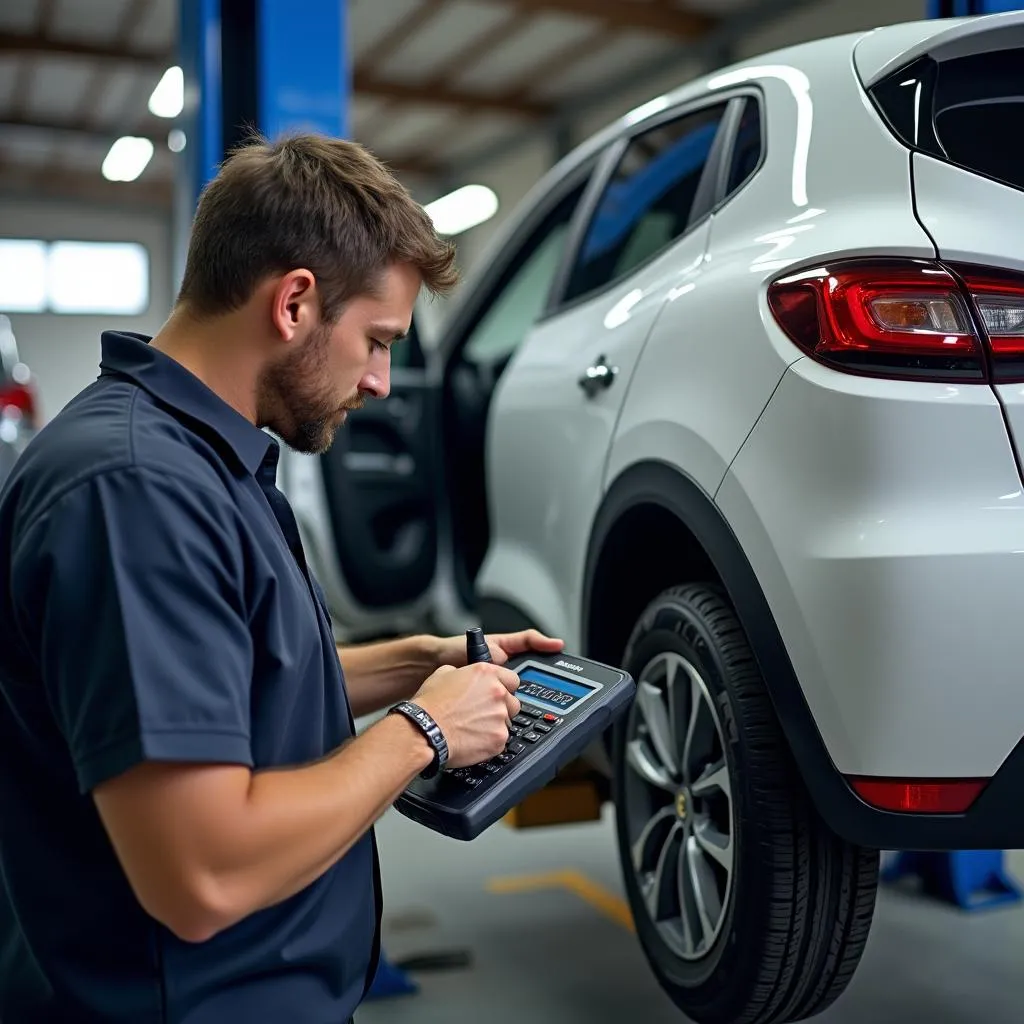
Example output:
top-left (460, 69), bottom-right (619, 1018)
top-left (581, 459), bottom-right (1024, 851)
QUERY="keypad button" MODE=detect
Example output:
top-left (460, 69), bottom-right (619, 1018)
top-left (464, 776), bottom-right (482, 788)
top-left (535, 723), bottom-right (552, 734)
top-left (497, 752), bottom-right (515, 764)
top-left (542, 713), bottom-right (560, 724)
top-left (507, 741), bottom-right (526, 755)
top-left (512, 714), bottom-right (532, 727)
top-left (523, 731), bottom-right (541, 743)
top-left (521, 706), bottom-right (542, 718)
top-left (484, 763), bottom-right (501, 774)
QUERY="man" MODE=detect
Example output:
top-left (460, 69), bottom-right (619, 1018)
top-left (0, 132), bottom-right (563, 1023)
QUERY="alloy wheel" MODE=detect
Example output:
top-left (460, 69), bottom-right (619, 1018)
top-left (623, 650), bottom-right (735, 962)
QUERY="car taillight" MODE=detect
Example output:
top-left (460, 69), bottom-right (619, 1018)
top-left (949, 263), bottom-right (1024, 379)
top-left (768, 258), bottom-right (1024, 383)
top-left (848, 777), bottom-right (987, 814)
top-left (0, 381), bottom-right (37, 427)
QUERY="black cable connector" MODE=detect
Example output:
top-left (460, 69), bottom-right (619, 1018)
top-left (465, 626), bottom-right (492, 664)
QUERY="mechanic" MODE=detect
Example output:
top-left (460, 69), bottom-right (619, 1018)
top-left (0, 132), bottom-right (563, 1024)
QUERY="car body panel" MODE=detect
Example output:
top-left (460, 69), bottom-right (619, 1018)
top-left (719, 354), bottom-right (1024, 779)
top-left (854, 10), bottom-right (1024, 87)
top-left (477, 218), bottom-right (714, 650)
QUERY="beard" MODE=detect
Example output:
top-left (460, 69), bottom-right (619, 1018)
top-left (256, 325), bottom-right (363, 455)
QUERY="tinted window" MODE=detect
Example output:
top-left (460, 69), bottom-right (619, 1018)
top-left (725, 97), bottom-right (763, 196)
top-left (563, 103), bottom-right (727, 302)
top-left (462, 181), bottom-right (586, 365)
top-left (870, 48), bottom-right (1024, 193)
top-left (933, 48), bottom-right (1024, 192)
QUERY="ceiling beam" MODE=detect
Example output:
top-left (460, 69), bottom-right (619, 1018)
top-left (0, 113), bottom-right (167, 146)
top-left (0, 32), bottom-right (551, 118)
top-left (351, 69), bottom-right (549, 117)
top-left (504, 0), bottom-right (713, 37)
top-left (0, 161), bottom-right (173, 209)
top-left (0, 31), bottom-right (165, 72)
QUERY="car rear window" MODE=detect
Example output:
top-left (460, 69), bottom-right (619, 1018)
top-left (869, 46), bottom-right (1024, 192)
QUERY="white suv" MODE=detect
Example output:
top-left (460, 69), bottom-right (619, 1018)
top-left (280, 13), bottom-right (1024, 1023)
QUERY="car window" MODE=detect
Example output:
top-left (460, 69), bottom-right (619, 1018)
top-left (725, 96), bottom-right (763, 197)
top-left (869, 47), bottom-right (1024, 194)
top-left (462, 180), bottom-right (587, 365)
top-left (563, 102), bottom-right (728, 303)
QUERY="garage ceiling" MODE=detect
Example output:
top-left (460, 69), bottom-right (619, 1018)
top-left (0, 0), bottom-right (798, 210)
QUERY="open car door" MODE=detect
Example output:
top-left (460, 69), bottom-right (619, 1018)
top-left (278, 314), bottom-right (449, 642)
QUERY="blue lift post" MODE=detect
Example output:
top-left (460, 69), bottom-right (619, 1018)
top-left (881, 0), bottom-right (1024, 913)
top-left (175, 0), bottom-right (415, 999)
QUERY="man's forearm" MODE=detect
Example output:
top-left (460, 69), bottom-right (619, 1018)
top-left (339, 634), bottom-right (440, 716)
top-left (95, 712), bottom-right (435, 943)
top-left (239, 713), bottom-right (434, 912)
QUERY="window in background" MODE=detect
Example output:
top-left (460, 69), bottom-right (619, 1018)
top-left (0, 240), bottom-right (150, 316)
top-left (0, 240), bottom-right (48, 313)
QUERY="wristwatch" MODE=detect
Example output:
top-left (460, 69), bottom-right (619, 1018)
top-left (388, 701), bottom-right (448, 779)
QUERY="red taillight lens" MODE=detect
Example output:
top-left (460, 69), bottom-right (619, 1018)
top-left (0, 381), bottom-right (37, 427)
top-left (849, 777), bottom-right (986, 814)
top-left (768, 260), bottom-right (984, 380)
top-left (950, 263), bottom-right (1024, 365)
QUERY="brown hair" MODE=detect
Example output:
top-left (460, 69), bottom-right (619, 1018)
top-left (176, 131), bottom-right (459, 321)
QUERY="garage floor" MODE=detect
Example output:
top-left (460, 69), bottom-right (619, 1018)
top-left (358, 806), bottom-right (1024, 1024)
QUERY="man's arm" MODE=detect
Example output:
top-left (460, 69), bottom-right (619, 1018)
top-left (338, 634), bottom-right (441, 717)
top-left (93, 711), bottom-right (434, 943)
top-left (19, 467), bottom-right (519, 944)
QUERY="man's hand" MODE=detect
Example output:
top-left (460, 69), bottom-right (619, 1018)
top-left (433, 628), bottom-right (564, 669)
top-left (412, 661), bottom-right (522, 768)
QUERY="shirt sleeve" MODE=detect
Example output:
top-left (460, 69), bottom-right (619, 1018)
top-left (13, 465), bottom-right (254, 793)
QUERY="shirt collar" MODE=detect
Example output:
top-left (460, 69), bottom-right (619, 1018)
top-left (98, 331), bottom-right (275, 476)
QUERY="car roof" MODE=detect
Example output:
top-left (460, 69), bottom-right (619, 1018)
top-left (449, 12), bottom-right (1020, 308)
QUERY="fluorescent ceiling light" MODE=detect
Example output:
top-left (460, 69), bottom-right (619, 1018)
top-left (149, 66), bottom-right (184, 118)
top-left (102, 137), bottom-right (154, 182)
top-left (424, 184), bottom-right (499, 236)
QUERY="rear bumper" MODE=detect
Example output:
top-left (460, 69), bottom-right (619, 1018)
top-left (716, 357), bottom-right (1024, 849)
top-left (819, 741), bottom-right (1024, 851)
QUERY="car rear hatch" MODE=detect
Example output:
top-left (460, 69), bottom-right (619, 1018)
top-left (856, 13), bottom-right (1024, 465)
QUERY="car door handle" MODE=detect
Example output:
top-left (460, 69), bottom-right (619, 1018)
top-left (578, 356), bottom-right (618, 398)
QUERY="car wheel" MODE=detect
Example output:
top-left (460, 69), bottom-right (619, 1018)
top-left (612, 583), bottom-right (879, 1024)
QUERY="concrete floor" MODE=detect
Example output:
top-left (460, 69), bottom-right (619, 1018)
top-left (357, 806), bottom-right (1024, 1024)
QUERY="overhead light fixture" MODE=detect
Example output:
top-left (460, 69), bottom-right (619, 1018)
top-left (167, 129), bottom-right (187, 153)
top-left (424, 184), bottom-right (499, 236)
top-left (149, 66), bottom-right (184, 119)
top-left (102, 136), bottom-right (154, 182)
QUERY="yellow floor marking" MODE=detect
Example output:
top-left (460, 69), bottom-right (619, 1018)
top-left (486, 868), bottom-right (635, 933)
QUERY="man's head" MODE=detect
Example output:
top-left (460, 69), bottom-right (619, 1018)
top-left (175, 132), bottom-right (458, 454)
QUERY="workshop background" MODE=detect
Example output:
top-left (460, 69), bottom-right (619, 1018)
top-left (2, 1), bottom-right (1024, 1022)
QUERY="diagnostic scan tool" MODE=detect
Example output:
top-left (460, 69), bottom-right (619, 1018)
top-left (394, 629), bottom-right (636, 840)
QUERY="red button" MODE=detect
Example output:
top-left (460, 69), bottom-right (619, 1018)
top-left (543, 713), bottom-right (558, 722)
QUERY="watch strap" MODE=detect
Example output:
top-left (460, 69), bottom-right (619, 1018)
top-left (388, 701), bottom-right (448, 778)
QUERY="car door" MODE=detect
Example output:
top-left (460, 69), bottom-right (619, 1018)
top-left (473, 98), bottom-right (737, 649)
top-left (279, 316), bottom-right (443, 641)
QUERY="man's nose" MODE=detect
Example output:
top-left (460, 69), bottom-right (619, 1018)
top-left (360, 351), bottom-right (391, 400)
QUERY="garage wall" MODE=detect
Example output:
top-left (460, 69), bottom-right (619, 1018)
top-left (0, 198), bottom-right (173, 424)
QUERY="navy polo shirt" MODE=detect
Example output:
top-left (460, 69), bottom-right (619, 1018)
top-left (0, 331), bottom-right (381, 1023)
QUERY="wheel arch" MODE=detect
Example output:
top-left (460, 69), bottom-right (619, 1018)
top-left (582, 460), bottom-right (843, 828)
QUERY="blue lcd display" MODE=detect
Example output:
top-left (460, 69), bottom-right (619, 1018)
top-left (516, 668), bottom-right (595, 713)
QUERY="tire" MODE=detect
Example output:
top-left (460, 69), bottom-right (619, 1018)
top-left (611, 583), bottom-right (879, 1024)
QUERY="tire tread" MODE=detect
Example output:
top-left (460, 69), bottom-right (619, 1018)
top-left (618, 583), bottom-right (878, 1024)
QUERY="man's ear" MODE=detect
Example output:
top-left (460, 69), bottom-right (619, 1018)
top-left (270, 269), bottom-right (319, 343)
